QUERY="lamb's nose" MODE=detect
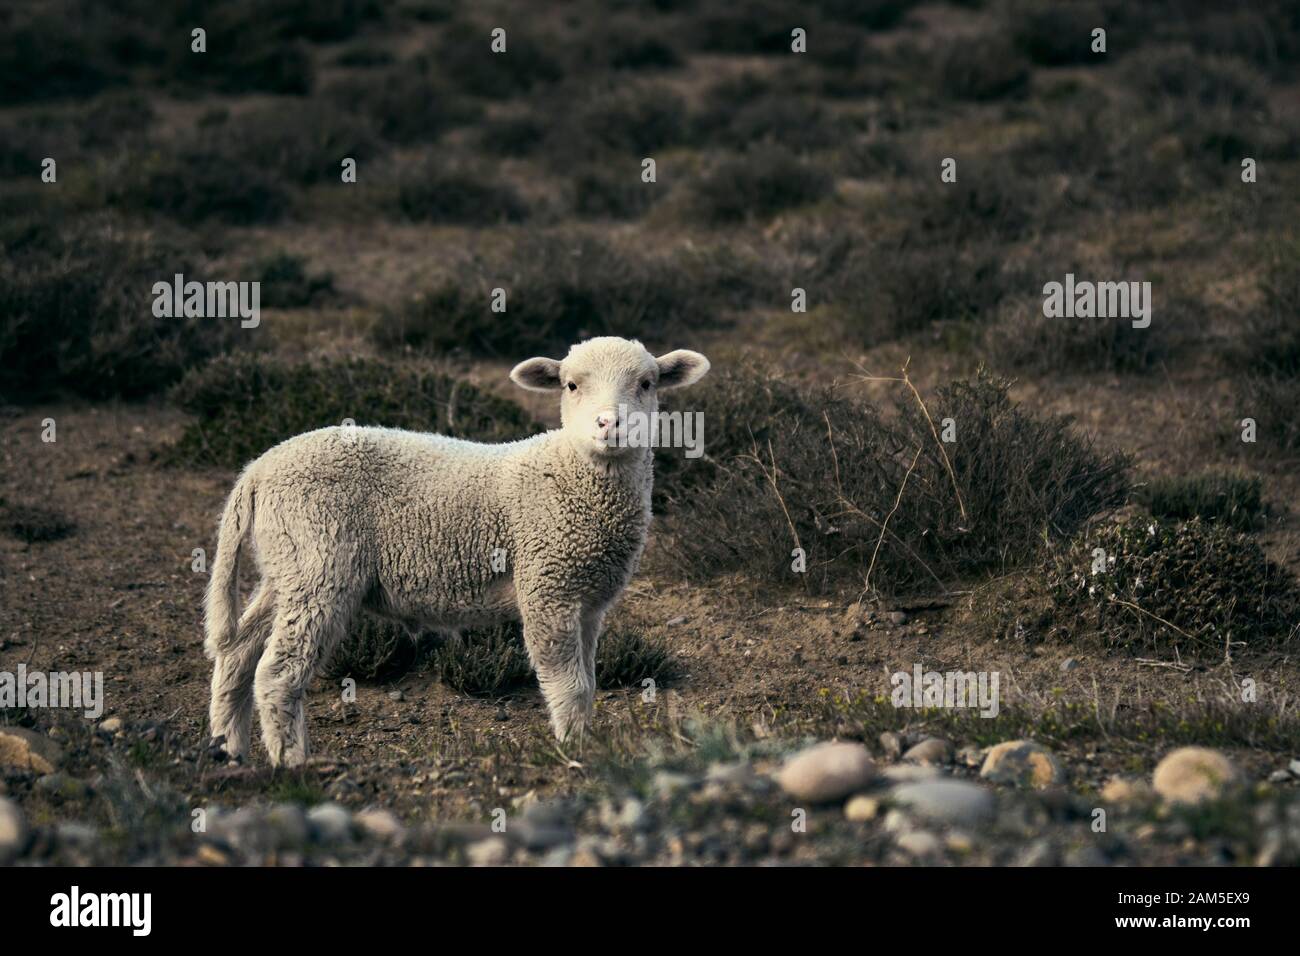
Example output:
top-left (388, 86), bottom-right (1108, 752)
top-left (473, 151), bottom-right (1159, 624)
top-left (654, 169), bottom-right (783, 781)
top-left (595, 410), bottom-right (617, 438)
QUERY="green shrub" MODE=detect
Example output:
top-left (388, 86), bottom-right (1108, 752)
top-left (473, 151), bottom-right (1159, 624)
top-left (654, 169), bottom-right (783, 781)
top-left (1125, 45), bottom-right (1268, 112)
top-left (571, 166), bottom-right (662, 220)
top-left (1009, 2), bottom-right (1105, 66)
top-left (221, 102), bottom-right (379, 185)
top-left (427, 624), bottom-right (533, 696)
top-left (0, 224), bottom-right (241, 402)
top-left (324, 66), bottom-right (481, 145)
top-left (831, 239), bottom-right (1011, 342)
top-left (691, 148), bottom-right (835, 223)
top-left (547, 82), bottom-right (690, 163)
top-left (3, 503), bottom-right (76, 543)
top-left (984, 288), bottom-right (1204, 375)
top-left (1236, 240), bottom-right (1300, 377)
top-left (168, 354), bottom-right (539, 467)
top-left (375, 234), bottom-right (743, 357)
top-left (1041, 517), bottom-right (1298, 660)
top-left (254, 253), bottom-right (336, 308)
top-left (938, 35), bottom-right (1030, 101)
top-left (321, 615), bottom-right (417, 682)
top-left (434, 20), bottom-right (563, 97)
top-left (0, 3), bottom-right (127, 104)
top-left (109, 147), bottom-right (291, 224)
top-left (1139, 471), bottom-right (1264, 531)
top-left (595, 628), bottom-right (679, 688)
top-left (478, 113), bottom-right (548, 156)
top-left (394, 162), bottom-right (528, 224)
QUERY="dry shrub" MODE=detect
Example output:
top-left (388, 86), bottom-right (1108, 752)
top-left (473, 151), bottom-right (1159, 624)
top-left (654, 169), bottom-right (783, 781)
top-left (654, 364), bottom-right (1129, 594)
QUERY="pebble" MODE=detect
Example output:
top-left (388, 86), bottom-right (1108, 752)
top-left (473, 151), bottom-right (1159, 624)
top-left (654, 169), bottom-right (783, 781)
top-left (878, 731), bottom-right (904, 761)
top-left (1060, 658), bottom-right (1079, 672)
top-left (0, 727), bottom-right (63, 774)
top-left (306, 802), bottom-right (353, 842)
top-left (1100, 776), bottom-right (1152, 805)
top-left (896, 830), bottom-right (941, 858)
top-left (466, 837), bottom-right (510, 866)
top-left (886, 611), bottom-right (908, 626)
top-left (776, 742), bottom-right (876, 803)
top-left (706, 761), bottom-right (758, 788)
top-left (356, 808), bottom-right (404, 840)
top-left (1152, 747), bottom-right (1240, 805)
top-left (0, 797), bottom-right (28, 863)
top-left (1015, 839), bottom-right (1057, 867)
top-left (882, 764), bottom-right (942, 783)
top-left (844, 794), bottom-right (880, 821)
top-left (980, 740), bottom-right (1065, 789)
top-left (98, 717), bottom-right (124, 734)
top-left (1289, 759), bottom-right (1300, 779)
top-left (891, 779), bottom-right (996, 826)
top-left (903, 737), bottom-right (951, 765)
top-left (651, 771), bottom-right (694, 800)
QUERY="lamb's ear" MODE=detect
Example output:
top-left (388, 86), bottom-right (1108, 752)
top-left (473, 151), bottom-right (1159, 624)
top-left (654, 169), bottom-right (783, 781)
top-left (655, 350), bottom-right (710, 390)
top-left (510, 357), bottom-right (562, 391)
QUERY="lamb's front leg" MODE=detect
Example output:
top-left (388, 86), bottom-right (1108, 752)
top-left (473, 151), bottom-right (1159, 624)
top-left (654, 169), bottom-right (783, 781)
top-left (521, 603), bottom-right (593, 742)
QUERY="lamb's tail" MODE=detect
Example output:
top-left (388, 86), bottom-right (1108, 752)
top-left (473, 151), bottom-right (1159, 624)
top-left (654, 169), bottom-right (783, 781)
top-left (203, 472), bottom-right (255, 659)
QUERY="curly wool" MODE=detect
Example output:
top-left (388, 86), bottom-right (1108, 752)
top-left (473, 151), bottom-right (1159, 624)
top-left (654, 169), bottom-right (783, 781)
top-left (204, 337), bottom-right (708, 766)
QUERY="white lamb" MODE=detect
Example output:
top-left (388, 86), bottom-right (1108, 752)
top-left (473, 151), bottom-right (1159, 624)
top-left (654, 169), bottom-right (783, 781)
top-left (203, 337), bottom-right (710, 767)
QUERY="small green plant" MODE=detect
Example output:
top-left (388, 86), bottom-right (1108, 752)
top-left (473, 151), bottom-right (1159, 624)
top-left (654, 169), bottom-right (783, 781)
top-left (595, 629), bottom-right (679, 689)
top-left (321, 615), bottom-right (417, 683)
top-left (428, 624), bottom-right (533, 696)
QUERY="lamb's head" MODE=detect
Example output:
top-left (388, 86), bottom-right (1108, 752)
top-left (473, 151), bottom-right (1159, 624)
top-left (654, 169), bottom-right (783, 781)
top-left (510, 336), bottom-right (710, 459)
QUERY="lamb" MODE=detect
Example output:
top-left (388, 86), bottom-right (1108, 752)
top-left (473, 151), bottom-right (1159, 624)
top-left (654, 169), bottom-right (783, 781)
top-left (203, 336), bottom-right (710, 767)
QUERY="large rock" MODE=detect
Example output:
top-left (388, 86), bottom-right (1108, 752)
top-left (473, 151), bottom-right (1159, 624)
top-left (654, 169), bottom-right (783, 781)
top-left (0, 727), bottom-right (63, 774)
top-left (891, 779), bottom-right (995, 826)
top-left (0, 797), bottom-right (26, 863)
top-left (776, 742), bottom-right (876, 803)
top-left (980, 740), bottom-right (1064, 789)
top-left (1152, 747), bottom-right (1240, 805)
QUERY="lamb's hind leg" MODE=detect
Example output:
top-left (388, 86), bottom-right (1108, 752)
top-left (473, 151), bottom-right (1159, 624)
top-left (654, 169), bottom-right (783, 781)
top-left (254, 591), bottom-right (355, 768)
top-left (522, 603), bottom-right (592, 742)
top-left (208, 584), bottom-right (275, 760)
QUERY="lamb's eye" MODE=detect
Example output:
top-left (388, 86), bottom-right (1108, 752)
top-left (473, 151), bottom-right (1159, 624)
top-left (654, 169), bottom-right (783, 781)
top-left (641, 380), bottom-right (652, 391)
top-left (567, 382), bottom-right (577, 392)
